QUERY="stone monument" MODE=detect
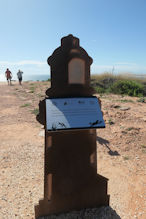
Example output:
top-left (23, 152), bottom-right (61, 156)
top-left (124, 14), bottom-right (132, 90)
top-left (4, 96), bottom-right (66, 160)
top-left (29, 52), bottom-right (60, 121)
top-left (35, 34), bottom-right (109, 218)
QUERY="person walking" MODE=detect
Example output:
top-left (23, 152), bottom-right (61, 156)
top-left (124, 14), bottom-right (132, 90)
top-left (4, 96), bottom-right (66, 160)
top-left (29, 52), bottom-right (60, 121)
top-left (17, 69), bottom-right (23, 85)
top-left (5, 68), bottom-right (12, 85)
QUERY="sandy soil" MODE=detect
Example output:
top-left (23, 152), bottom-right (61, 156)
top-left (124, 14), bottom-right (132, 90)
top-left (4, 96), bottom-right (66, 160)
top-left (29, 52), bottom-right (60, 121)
top-left (0, 81), bottom-right (146, 219)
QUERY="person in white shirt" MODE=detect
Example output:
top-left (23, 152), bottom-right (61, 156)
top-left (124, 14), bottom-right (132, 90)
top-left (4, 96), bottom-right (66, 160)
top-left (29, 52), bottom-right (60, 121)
top-left (17, 70), bottom-right (23, 85)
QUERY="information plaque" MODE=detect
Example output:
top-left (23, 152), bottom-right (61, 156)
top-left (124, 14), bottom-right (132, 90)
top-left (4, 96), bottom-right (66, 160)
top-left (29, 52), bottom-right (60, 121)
top-left (46, 97), bottom-right (105, 131)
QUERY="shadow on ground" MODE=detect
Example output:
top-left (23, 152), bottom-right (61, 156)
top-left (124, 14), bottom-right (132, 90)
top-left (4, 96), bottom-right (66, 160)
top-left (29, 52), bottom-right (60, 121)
top-left (37, 206), bottom-right (121, 219)
top-left (97, 136), bottom-right (120, 156)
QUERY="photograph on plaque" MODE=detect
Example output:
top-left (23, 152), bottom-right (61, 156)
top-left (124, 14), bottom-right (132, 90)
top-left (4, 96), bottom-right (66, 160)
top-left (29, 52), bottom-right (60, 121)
top-left (46, 97), bottom-right (105, 131)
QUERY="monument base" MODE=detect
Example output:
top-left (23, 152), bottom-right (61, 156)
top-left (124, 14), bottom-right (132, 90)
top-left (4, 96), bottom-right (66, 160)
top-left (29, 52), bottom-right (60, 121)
top-left (35, 174), bottom-right (109, 218)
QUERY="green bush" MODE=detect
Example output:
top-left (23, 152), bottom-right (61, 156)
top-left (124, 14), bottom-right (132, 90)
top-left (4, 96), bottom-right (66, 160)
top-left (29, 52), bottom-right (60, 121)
top-left (109, 80), bottom-right (144, 96)
top-left (101, 77), bottom-right (116, 89)
top-left (95, 86), bottom-right (105, 93)
top-left (137, 97), bottom-right (146, 103)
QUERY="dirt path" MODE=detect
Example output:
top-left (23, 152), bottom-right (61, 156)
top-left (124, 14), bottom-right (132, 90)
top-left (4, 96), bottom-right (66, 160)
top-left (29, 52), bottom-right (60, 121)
top-left (0, 82), bottom-right (146, 219)
top-left (0, 83), bottom-right (44, 219)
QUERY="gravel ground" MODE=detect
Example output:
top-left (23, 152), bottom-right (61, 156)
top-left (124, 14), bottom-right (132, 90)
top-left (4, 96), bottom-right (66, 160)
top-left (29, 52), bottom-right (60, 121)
top-left (0, 82), bottom-right (146, 219)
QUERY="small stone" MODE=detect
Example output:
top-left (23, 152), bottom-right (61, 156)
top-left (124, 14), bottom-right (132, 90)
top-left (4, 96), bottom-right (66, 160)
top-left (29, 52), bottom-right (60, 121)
top-left (120, 107), bottom-right (130, 111)
top-left (39, 130), bottom-right (44, 137)
top-left (25, 90), bottom-right (31, 93)
top-left (113, 105), bottom-right (120, 108)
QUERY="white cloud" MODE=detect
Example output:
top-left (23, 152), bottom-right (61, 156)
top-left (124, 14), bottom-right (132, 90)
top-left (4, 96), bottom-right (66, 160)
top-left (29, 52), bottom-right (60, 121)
top-left (91, 63), bottom-right (146, 74)
top-left (91, 64), bottom-right (113, 73)
top-left (114, 62), bottom-right (137, 66)
top-left (0, 60), bottom-right (46, 66)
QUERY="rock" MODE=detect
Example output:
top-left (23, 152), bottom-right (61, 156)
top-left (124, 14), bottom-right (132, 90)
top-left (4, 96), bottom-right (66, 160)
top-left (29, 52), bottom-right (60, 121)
top-left (39, 130), bottom-right (45, 137)
top-left (25, 89), bottom-right (31, 93)
top-left (120, 107), bottom-right (130, 111)
top-left (112, 105), bottom-right (121, 109)
top-left (143, 118), bottom-right (146, 122)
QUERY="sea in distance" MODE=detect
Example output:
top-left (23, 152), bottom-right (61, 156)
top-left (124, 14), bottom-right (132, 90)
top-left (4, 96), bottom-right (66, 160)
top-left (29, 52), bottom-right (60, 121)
top-left (0, 74), bottom-right (50, 82)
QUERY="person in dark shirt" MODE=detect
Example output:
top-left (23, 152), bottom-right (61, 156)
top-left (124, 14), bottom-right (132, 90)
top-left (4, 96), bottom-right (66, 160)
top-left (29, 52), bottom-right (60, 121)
top-left (5, 68), bottom-right (12, 85)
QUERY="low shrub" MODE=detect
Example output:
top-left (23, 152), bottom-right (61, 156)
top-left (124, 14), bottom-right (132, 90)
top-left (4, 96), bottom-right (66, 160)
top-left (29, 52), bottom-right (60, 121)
top-left (101, 77), bottom-right (116, 89)
top-left (95, 87), bottom-right (105, 93)
top-left (108, 118), bottom-right (114, 125)
top-left (31, 108), bottom-right (39, 115)
top-left (29, 86), bottom-right (35, 93)
top-left (109, 80), bottom-right (144, 96)
top-left (21, 103), bottom-right (31, 107)
top-left (137, 97), bottom-right (146, 103)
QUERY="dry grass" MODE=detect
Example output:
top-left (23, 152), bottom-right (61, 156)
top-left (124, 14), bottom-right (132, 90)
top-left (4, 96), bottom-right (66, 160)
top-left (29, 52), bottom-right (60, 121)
top-left (91, 72), bottom-right (146, 83)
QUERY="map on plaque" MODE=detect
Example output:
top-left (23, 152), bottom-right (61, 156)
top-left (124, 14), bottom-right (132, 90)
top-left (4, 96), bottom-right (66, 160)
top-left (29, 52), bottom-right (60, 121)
top-left (46, 97), bottom-right (105, 131)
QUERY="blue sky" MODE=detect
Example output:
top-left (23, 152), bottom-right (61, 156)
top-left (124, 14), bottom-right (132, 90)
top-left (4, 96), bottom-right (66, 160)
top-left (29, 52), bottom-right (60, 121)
top-left (0, 0), bottom-right (146, 80)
